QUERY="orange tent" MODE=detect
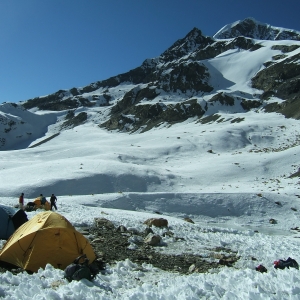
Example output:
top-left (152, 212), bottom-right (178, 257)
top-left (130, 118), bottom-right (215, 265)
top-left (33, 198), bottom-right (51, 210)
top-left (0, 211), bottom-right (96, 272)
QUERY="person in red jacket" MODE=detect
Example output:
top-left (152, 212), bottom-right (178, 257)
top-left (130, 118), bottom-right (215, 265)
top-left (19, 193), bottom-right (24, 209)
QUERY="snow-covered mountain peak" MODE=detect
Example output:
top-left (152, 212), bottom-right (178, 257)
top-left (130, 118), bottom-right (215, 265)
top-left (1, 18), bottom-right (300, 150)
top-left (213, 17), bottom-right (300, 41)
top-left (160, 27), bottom-right (213, 61)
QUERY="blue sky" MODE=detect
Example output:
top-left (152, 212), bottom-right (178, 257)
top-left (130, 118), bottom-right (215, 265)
top-left (0, 0), bottom-right (299, 104)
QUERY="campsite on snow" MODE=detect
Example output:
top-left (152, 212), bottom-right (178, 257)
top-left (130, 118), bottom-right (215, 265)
top-left (1, 18), bottom-right (300, 299)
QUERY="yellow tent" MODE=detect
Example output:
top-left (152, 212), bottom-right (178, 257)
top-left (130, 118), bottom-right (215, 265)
top-left (0, 211), bottom-right (96, 272)
top-left (33, 198), bottom-right (51, 210)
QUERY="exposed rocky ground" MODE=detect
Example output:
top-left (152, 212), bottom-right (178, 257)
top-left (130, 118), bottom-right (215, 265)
top-left (85, 217), bottom-right (240, 275)
top-left (0, 217), bottom-right (240, 277)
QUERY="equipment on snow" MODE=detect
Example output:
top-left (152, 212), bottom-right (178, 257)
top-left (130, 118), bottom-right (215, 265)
top-left (255, 264), bottom-right (267, 273)
top-left (274, 257), bottom-right (299, 270)
top-left (64, 254), bottom-right (99, 282)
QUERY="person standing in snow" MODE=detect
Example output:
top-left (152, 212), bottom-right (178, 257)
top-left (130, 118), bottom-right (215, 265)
top-left (19, 193), bottom-right (24, 209)
top-left (40, 194), bottom-right (47, 205)
top-left (50, 194), bottom-right (57, 210)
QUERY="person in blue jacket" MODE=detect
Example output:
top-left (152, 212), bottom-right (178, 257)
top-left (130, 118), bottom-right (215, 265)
top-left (40, 194), bottom-right (47, 205)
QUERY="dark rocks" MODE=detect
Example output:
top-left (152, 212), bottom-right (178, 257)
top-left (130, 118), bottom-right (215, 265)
top-left (272, 45), bottom-right (300, 53)
top-left (61, 112), bottom-right (87, 129)
top-left (144, 227), bottom-right (154, 235)
top-left (116, 225), bottom-right (127, 233)
top-left (183, 218), bottom-right (195, 224)
top-left (162, 231), bottom-right (174, 237)
top-left (289, 171), bottom-right (300, 178)
top-left (94, 218), bottom-right (115, 229)
top-left (101, 97), bottom-right (206, 133)
top-left (252, 52), bottom-right (300, 119)
top-left (160, 28), bottom-right (213, 62)
top-left (144, 218), bottom-right (168, 227)
top-left (144, 234), bottom-right (162, 246)
top-left (218, 257), bottom-right (237, 266)
top-left (0, 217), bottom-right (240, 275)
top-left (209, 92), bottom-right (235, 106)
top-left (88, 219), bottom-right (239, 274)
top-left (157, 61), bottom-right (212, 93)
top-left (240, 99), bottom-right (262, 111)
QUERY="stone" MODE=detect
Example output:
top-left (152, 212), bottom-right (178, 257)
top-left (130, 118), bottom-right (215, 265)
top-left (269, 218), bottom-right (277, 224)
top-left (183, 217), bottom-right (195, 224)
top-left (144, 227), bottom-right (154, 236)
top-left (128, 235), bottom-right (144, 245)
top-left (162, 231), bottom-right (174, 237)
top-left (144, 218), bottom-right (168, 227)
top-left (127, 227), bottom-right (140, 234)
top-left (188, 264), bottom-right (196, 273)
top-left (116, 225), bottom-right (127, 232)
top-left (94, 218), bottom-right (115, 229)
top-left (144, 234), bottom-right (162, 246)
top-left (92, 238), bottom-right (105, 243)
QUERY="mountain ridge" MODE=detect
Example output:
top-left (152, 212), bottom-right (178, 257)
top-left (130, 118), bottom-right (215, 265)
top-left (1, 17), bottom-right (300, 150)
top-left (213, 17), bottom-right (300, 40)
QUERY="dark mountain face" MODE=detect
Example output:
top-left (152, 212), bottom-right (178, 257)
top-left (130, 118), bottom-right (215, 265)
top-left (159, 28), bottom-right (214, 62)
top-left (213, 18), bottom-right (300, 41)
top-left (252, 49), bottom-right (300, 119)
top-left (19, 18), bottom-right (300, 134)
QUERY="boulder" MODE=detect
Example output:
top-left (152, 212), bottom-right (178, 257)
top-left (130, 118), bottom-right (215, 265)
top-left (183, 217), bottom-right (194, 224)
top-left (144, 233), bottom-right (162, 246)
top-left (144, 218), bottom-right (168, 227)
top-left (94, 218), bottom-right (115, 229)
top-left (116, 225), bottom-right (127, 232)
top-left (128, 235), bottom-right (144, 245)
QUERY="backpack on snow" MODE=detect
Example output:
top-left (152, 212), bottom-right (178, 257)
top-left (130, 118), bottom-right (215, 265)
top-left (64, 254), bottom-right (97, 282)
top-left (256, 264), bottom-right (267, 273)
top-left (25, 202), bottom-right (36, 212)
top-left (274, 257), bottom-right (299, 270)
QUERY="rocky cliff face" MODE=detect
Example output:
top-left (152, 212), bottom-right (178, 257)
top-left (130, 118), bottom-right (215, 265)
top-left (252, 46), bottom-right (300, 119)
top-left (2, 18), bottom-right (300, 140)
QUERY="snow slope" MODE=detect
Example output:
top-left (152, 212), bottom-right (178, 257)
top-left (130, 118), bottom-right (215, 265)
top-left (0, 108), bottom-right (300, 298)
